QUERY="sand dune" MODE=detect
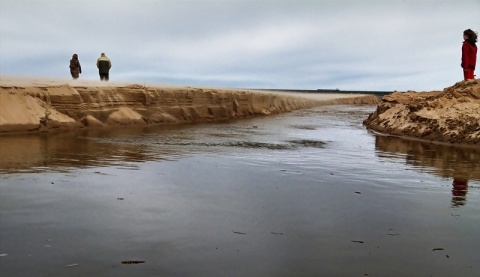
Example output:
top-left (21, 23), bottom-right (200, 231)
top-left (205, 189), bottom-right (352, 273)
top-left (0, 76), bottom-right (378, 134)
top-left (364, 79), bottom-right (480, 144)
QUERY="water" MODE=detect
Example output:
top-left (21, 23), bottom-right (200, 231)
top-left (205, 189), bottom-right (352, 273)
top-left (1, 105), bottom-right (479, 277)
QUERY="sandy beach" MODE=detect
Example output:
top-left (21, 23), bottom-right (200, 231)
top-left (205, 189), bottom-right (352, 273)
top-left (0, 76), bottom-right (378, 134)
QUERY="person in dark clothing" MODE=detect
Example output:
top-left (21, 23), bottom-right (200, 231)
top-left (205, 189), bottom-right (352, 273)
top-left (69, 54), bottom-right (82, 79)
top-left (461, 29), bottom-right (477, 80)
top-left (97, 53), bottom-right (112, 81)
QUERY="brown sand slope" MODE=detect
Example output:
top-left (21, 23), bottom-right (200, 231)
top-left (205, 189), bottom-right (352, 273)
top-left (364, 79), bottom-right (480, 144)
top-left (0, 76), bottom-right (378, 133)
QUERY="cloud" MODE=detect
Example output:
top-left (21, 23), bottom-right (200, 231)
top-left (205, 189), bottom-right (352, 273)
top-left (1, 0), bottom-right (479, 91)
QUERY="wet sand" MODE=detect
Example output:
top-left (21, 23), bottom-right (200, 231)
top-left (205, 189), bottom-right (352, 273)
top-left (1, 105), bottom-right (479, 276)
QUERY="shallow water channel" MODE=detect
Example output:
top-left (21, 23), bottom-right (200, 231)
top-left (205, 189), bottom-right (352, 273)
top-left (1, 105), bottom-right (479, 277)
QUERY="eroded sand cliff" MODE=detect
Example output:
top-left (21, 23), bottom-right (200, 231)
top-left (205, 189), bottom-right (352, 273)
top-left (0, 77), bottom-right (378, 133)
top-left (364, 79), bottom-right (480, 144)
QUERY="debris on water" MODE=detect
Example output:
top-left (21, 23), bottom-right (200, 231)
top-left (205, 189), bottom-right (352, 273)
top-left (351, 240), bottom-right (364, 244)
top-left (387, 233), bottom-right (400, 236)
top-left (45, 238), bottom-right (53, 246)
top-left (446, 255), bottom-right (450, 258)
top-left (0, 253), bottom-right (8, 257)
top-left (432, 248), bottom-right (444, 251)
top-left (121, 260), bottom-right (145, 264)
top-left (355, 191), bottom-right (362, 194)
top-left (65, 263), bottom-right (79, 267)
top-left (233, 231), bottom-right (246, 235)
top-left (117, 198), bottom-right (124, 200)
top-left (270, 232), bottom-right (284, 235)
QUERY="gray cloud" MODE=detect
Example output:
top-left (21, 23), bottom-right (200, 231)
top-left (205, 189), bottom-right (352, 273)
top-left (1, 0), bottom-right (479, 91)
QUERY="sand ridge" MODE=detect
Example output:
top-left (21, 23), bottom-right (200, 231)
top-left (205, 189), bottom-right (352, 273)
top-left (364, 79), bottom-right (480, 144)
top-left (0, 76), bottom-right (378, 134)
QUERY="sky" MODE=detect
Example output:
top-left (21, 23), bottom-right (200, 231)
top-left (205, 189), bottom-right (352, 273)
top-left (0, 0), bottom-right (479, 91)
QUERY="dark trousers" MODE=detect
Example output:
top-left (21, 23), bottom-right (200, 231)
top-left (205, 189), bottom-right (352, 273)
top-left (100, 73), bottom-right (109, 81)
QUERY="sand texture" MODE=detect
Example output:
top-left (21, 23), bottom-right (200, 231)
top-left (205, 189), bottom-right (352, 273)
top-left (364, 79), bottom-right (480, 144)
top-left (0, 76), bottom-right (378, 134)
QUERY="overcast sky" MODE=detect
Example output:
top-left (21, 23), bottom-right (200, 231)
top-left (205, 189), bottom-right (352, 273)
top-left (0, 0), bottom-right (478, 91)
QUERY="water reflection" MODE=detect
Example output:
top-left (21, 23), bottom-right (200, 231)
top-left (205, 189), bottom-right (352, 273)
top-left (374, 135), bottom-right (480, 180)
top-left (0, 119), bottom-right (332, 174)
top-left (452, 177), bottom-right (469, 207)
top-left (0, 129), bottom-right (177, 173)
top-left (374, 135), bottom-right (480, 207)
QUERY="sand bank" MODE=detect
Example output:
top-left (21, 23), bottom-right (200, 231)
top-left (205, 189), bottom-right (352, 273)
top-left (0, 76), bottom-right (378, 134)
top-left (364, 79), bottom-right (480, 144)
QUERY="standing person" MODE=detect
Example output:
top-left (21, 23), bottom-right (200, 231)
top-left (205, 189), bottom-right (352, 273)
top-left (461, 29), bottom-right (477, 80)
top-left (69, 54), bottom-right (82, 80)
top-left (97, 52), bottom-right (112, 81)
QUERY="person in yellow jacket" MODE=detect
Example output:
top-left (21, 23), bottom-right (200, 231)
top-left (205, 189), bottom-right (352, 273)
top-left (96, 53), bottom-right (112, 81)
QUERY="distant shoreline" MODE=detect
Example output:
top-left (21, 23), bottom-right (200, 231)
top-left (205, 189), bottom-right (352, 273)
top-left (253, 88), bottom-right (392, 97)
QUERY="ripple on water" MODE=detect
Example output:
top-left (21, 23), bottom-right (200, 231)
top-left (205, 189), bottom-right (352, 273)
top-left (290, 125), bottom-right (318, 130)
top-left (287, 139), bottom-right (327, 148)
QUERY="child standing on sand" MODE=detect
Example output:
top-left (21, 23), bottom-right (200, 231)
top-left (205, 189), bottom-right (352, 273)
top-left (461, 29), bottom-right (477, 80)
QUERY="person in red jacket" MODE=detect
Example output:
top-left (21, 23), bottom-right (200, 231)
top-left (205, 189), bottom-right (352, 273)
top-left (461, 29), bottom-right (477, 80)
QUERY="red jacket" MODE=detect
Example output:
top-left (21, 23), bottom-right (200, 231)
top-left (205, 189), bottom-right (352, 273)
top-left (462, 40), bottom-right (477, 70)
